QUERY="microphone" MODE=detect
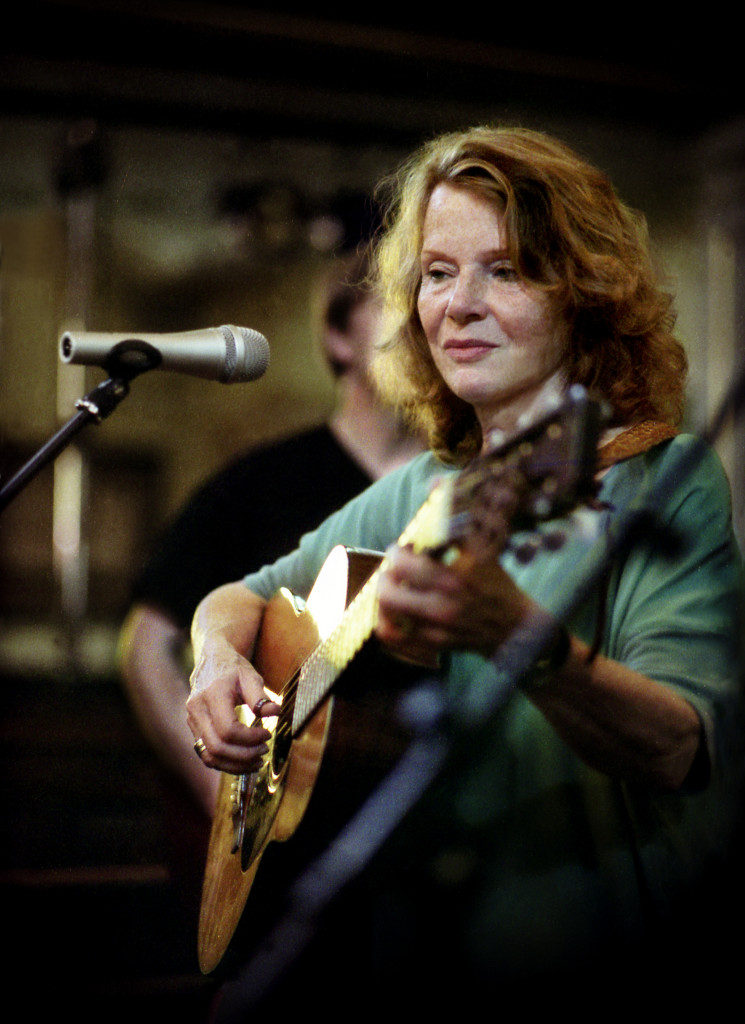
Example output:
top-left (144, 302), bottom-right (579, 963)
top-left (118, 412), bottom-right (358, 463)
top-left (59, 325), bottom-right (270, 383)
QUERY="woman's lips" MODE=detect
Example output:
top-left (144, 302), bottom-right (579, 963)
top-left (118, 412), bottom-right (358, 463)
top-left (443, 339), bottom-right (497, 359)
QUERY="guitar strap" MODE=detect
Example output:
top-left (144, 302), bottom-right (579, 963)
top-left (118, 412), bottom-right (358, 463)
top-left (588, 419), bottom-right (679, 660)
top-left (596, 419), bottom-right (679, 471)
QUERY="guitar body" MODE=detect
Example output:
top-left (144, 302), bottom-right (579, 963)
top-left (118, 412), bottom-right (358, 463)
top-left (198, 545), bottom-right (403, 974)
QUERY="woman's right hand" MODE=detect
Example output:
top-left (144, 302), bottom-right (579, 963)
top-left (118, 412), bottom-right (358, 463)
top-left (186, 582), bottom-right (280, 774)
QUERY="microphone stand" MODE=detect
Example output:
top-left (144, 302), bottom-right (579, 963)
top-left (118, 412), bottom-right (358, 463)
top-left (215, 359), bottom-right (745, 1022)
top-left (0, 345), bottom-right (161, 514)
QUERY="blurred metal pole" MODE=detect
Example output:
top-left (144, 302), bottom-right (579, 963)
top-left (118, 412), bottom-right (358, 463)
top-left (53, 120), bottom-right (107, 676)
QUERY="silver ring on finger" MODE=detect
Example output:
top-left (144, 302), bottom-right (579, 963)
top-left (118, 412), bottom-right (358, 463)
top-left (253, 696), bottom-right (271, 717)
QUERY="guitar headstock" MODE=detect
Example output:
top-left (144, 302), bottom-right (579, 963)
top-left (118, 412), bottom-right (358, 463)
top-left (447, 386), bottom-right (606, 561)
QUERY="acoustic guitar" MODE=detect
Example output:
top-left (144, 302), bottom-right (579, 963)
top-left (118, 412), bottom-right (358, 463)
top-left (197, 386), bottom-right (604, 973)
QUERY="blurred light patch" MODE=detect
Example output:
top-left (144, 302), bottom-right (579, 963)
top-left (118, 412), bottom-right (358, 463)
top-left (53, 445), bottom-right (84, 562)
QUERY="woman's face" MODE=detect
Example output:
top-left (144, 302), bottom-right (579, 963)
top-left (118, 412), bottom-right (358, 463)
top-left (417, 182), bottom-right (566, 439)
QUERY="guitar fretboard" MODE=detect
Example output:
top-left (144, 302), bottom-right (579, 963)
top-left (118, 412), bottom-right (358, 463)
top-left (290, 480), bottom-right (454, 735)
top-left (291, 568), bottom-right (381, 734)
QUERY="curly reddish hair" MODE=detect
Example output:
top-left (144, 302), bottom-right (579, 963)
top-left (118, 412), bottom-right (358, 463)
top-left (371, 126), bottom-right (687, 463)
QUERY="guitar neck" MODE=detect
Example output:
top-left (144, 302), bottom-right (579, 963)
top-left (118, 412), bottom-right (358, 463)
top-left (291, 566), bottom-right (381, 735)
top-left (290, 480), bottom-right (454, 736)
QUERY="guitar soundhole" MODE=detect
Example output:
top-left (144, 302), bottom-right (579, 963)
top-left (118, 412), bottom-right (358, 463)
top-left (270, 678), bottom-right (296, 776)
top-left (271, 717), bottom-right (292, 775)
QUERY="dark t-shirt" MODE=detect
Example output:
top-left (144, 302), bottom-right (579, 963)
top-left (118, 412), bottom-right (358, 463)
top-left (132, 425), bottom-right (371, 629)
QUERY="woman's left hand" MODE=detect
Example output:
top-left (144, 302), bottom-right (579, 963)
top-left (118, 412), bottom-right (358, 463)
top-left (375, 543), bottom-right (534, 664)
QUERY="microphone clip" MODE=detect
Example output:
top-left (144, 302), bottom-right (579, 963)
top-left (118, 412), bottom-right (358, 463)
top-left (103, 339), bottom-right (164, 381)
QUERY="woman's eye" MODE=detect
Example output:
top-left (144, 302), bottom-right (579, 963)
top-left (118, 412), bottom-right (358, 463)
top-left (492, 261), bottom-right (517, 280)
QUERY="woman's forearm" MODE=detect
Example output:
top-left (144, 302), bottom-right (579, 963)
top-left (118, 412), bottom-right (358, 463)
top-left (528, 633), bottom-right (703, 791)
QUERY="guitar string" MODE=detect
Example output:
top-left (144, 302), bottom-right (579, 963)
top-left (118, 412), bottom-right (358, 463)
top-left (264, 566), bottom-right (382, 746)
top-left (290, 568), bottom-right (382, 735)
top-left (256, 481), bottom-right (454, 744)
top-left (288, 481), bottom-right (461, 735)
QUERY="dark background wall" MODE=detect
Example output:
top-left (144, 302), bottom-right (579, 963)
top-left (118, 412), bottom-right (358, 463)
top-left (1, 4), bottom-right (743, 1018)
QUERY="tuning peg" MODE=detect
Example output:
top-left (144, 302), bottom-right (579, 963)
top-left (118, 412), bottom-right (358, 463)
top-left (510, 528), bottom-right (568, 564)
top-left (529, 493), bottom-right (555, 520)
top-left (543, 530), bottom-right (567, 551)
top-left (510, 537), bottom-right (543, 563)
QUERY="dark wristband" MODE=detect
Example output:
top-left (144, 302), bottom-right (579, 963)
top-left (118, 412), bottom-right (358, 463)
top-left (519, 621), bottom-right (571, 693)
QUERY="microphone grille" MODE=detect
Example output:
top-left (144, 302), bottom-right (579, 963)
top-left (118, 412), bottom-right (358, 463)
top-left (219, 325), bottom-right (237, 381)
top-left (235, 326), bottom-right (270, 382)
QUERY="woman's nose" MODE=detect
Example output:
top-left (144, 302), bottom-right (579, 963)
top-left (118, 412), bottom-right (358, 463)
top-left (446, 270), bottom-right (487, 322)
